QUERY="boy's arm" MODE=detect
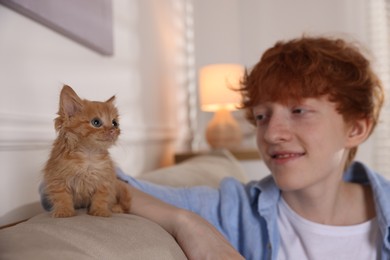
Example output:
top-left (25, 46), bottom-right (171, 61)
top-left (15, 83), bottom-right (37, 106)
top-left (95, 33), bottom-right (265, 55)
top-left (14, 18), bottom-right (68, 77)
top-left (127, 185), bottom-right (244, 260)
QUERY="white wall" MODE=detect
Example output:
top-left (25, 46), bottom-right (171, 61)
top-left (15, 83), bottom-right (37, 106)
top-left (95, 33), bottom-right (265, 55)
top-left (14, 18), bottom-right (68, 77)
top-left (193, 0), bottom-right (368, 67)
top-left (239, 0), bottom-right (369, 67)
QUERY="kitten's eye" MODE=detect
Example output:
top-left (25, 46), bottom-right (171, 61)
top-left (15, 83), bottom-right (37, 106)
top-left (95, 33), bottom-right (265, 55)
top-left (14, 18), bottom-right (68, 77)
top-left (91, 118), bottom-right (103, 128)
top-left (112, 119), bottom-right (119, 128)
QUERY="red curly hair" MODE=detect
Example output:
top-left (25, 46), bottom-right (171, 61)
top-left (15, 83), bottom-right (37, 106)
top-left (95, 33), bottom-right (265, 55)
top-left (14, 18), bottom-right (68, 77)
top-left (240, 37), bottom-right (384, 167)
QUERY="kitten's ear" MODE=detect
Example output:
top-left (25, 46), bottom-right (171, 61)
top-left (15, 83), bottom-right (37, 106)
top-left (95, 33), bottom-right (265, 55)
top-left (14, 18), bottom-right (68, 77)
top-left (106, 95), bottom-right (116, 104)
top-left (59, 85), bottom-right (83, 117)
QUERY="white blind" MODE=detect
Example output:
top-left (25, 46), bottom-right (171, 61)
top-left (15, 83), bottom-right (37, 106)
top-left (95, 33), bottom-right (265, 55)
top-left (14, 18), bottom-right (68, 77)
top-left (173, 0), bottom-right (197, 152)
top-left (369, 0), bottom-right (390, 177)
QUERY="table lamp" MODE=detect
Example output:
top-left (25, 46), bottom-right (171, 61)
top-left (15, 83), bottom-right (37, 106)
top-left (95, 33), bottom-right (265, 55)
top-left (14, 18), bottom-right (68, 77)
top-left (199, 63), bottom-right (244, 150)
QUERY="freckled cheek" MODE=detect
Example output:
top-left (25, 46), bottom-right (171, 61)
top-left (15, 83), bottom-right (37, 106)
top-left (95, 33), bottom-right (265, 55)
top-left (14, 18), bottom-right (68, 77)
top-left (313, 136), bottom-right (345, 156)
top-left (304, 134), bottom-right (341, 161)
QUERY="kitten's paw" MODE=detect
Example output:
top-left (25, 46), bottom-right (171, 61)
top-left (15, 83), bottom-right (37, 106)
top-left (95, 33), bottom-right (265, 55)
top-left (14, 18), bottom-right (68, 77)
top-left (119, 204), bottom-right (130, 214)
top-left (52, 208), bottom-right (76, 218)
top-left (111, 204), bottom-right (124, 214)
top-left (88, 208), bottom-right (112, 217)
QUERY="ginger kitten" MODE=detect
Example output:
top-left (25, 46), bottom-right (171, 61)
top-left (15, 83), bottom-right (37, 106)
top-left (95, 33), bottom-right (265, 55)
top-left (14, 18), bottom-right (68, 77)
top-left (43, 85), bottom-right (131, 217)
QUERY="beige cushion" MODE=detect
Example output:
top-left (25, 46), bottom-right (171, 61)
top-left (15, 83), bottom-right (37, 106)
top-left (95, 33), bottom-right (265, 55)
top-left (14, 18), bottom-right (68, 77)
top-left (139, 149), bottom-right (247, 187)
top-left (0, 150), bottom-right (245, 260)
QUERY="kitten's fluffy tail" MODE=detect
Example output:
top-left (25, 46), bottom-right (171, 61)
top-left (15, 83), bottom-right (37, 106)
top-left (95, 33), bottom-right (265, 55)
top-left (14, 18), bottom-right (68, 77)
top-left (115, 179), bottom-right (132, 213)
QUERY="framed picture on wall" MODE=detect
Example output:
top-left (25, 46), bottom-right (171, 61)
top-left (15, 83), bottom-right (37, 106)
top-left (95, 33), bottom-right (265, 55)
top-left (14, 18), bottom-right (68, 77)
top-left (0, 0), bottom-right (114, 55)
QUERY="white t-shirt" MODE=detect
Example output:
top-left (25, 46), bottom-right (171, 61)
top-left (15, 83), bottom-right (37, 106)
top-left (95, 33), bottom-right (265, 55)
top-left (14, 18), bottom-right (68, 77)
top-left (277, 198), bottom-right (378, 260)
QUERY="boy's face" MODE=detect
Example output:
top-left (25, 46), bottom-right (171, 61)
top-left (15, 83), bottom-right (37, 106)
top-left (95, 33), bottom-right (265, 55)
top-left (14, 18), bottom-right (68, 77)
top-left (253, 96), bottom-right (365, 194)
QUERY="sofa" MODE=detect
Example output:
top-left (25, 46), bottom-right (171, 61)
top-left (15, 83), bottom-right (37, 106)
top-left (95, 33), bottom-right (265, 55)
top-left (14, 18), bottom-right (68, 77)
top-left (0, 150), bottom-right (248, 260)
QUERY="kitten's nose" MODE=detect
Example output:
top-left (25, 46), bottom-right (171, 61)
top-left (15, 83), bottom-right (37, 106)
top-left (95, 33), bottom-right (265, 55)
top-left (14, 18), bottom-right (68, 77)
top-left (106, 129), bottom-right (118, 142)
top-left (109, 129), bottom-right (117, 136)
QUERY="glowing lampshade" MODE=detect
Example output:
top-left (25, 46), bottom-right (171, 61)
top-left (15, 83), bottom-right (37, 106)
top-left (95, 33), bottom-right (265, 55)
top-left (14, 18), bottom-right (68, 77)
top-left (198, 64), bottom-right (244, 150)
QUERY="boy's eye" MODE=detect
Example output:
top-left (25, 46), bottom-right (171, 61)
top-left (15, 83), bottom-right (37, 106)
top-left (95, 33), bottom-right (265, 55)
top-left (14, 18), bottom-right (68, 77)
top-left (255, 114), bottom-right (265, 121)
top-left (255, 114), bottom-right (268, 124)
top-left (292, 108), bottom-right (305, 114)
top-left (112, 119), bottom-right (119, 128)
top-left (91, 118), bottom-right (103, 128)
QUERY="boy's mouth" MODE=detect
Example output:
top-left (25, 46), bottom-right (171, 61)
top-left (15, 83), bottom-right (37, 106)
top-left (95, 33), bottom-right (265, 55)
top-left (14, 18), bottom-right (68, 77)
top-left (271, 152), bottom-right (305, 159)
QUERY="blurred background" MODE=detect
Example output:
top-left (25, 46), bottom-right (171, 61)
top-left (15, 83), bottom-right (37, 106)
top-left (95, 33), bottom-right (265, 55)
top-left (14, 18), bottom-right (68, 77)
top-left (1, 0), bottom-right (389, 225)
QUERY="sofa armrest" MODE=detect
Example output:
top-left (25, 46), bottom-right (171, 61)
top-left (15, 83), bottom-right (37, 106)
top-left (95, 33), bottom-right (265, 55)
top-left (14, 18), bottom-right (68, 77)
top-left (0, 210), bottom-right (187, 260)
top-left (0, 150), bottom-right (246, 259)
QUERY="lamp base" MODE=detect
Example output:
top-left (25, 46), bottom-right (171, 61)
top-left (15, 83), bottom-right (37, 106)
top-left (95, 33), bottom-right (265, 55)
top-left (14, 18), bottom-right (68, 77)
top-left (205, 108), bottom-right (242, 150)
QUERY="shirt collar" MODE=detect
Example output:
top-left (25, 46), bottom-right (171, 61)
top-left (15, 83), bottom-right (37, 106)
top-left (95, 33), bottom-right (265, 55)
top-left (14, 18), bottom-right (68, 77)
top-left (250, 175), bottom-right (280, 213)
top-left (344, 161), bottom-right (390, 249)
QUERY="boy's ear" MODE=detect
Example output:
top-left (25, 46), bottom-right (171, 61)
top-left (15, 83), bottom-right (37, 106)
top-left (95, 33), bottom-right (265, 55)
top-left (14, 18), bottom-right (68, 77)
top-left (346, 118), bottom-right (373, 148)
top-left (59, 85), bottom-right (83, 117)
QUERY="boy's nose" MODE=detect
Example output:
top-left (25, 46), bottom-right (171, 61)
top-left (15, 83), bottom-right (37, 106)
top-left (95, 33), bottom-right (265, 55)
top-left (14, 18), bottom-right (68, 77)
top-left (263, 115), bottom-right (292, 143)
